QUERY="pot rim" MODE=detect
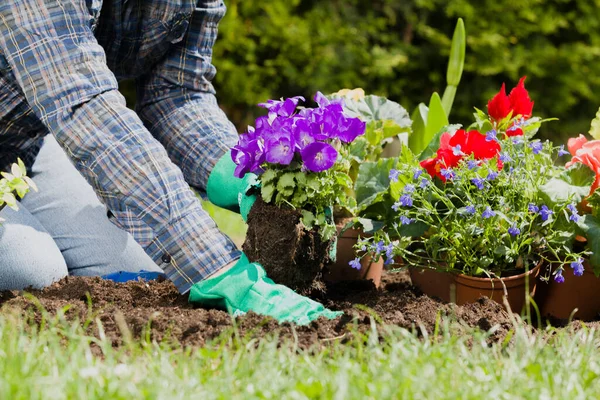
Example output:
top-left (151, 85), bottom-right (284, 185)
top-left (454, 262), bottom-right (541, 289)
top-left (411, 261), bottom-right (542, 283)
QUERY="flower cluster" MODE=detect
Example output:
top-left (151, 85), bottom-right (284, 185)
top-left (231, 92), bottom-right (365, 178)
top-left (487, 77), bottom-right (534, 124)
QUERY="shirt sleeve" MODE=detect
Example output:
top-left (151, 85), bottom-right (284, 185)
top-left (136, 1), bottom-right (239, 191)
top-left (0, 0), bottom-right (240, 293)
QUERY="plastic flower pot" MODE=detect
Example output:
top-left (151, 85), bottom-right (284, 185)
top-left (537, 260), bottom-right (600, 321)
top-left (410, 262), bottom-right (541, 313)
top-left (324, 218), bottom-right (384, 288)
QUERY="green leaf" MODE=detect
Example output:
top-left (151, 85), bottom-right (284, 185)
top-left (446, 18), bottom-right (465, 87)
top-left (261, 169), bottom-right (278, 185)
top-left (261, 183), bottom-right (276, 203)
top-left (334, 172), bottom-right (353, 189)
top-left (301, 210), bottom-right (315, 230)
top-left (339, 95), bottom-right (412, 130)
top-left (563, 162), bottom-right (595, 187)
top-left (355, 218), bottom-right (385, 234)
top-left (408, 103), bottom-right (428, 155)
top-left (354, 158), bottom-right (397, 209)
top-left (418, 124), bottom-right (462, 161)
top-left (539, 177), bottom-right (591, 206)
top-left (441, 85), bottom-right (457, 118)
top-left (590, 106), bottom-right (600, 140)
top-left (425, 93), bottom-right (449, 144)
top-left (577, 215), bottom-right (600, 275)
top-left (396, 221), bottom-right (429, 238)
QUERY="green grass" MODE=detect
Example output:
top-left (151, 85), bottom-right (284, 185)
top-left (1, 310), bottom-right (600, 399)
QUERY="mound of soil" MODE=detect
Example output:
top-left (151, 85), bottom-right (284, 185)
top-left (0, 271), bottom-right (528, 350)
top-left (243, 198), bottom-right (333, 294)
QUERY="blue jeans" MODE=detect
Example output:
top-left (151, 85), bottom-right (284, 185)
top-left (0, 136), bottom-right (163, 290)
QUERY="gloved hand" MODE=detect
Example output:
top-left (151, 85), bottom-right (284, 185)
top-left (207, 150), bottom-right (258, 221)
top-left (188, 254), bottom-right (342, 325)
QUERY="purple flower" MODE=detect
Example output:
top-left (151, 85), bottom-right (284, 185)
top-left (485, 129), bottom-right (498, 142)
top-left (528, 203), bottom-right (540, 214)
top-left (471, 177), bottom-right (485, 190)
top-left (486, 170), bottom-right (499, 181)
top-left (400, 215), bottom-right (413, 225)
top-left (400, 194), bottom-right (413, 207)
top-left (540, 205), bottom-right (553, 221)
top-left (558, 145), bottom-right (569, 157)
top-left (567, 203), bottom-right (580, 222)
top-left (554, 269), bottom-right (565, 283)
top-left (482, 207), bottom-right (496, 219)
top-left (441, 168), bottom-right (455, 180)
top-left (349, 258), bottom-right (362, 270)
top-left (385, 244), bottom-right (394, 259)
top-left (301, 142), bottom-right (338, 172)
top-left (467, 160), bottom-right (479, 170)
top-left (258, 96), bottom-right (305, 117)
top-left (293, 119), bottom-right (317, 150)
top-left (570, 258), bottom-right (585, 277)
top-left (529, 140), bottom-right (543, 155)
top-left (499, 152), bottom-right (512, 163)
top-left (384, 257), bottom-right (394, 265)
top-left (508, 224), bottom-right (521, 237)
top-left (336, 116), bottom-right (366, 143)
top-left (389, 169), bottom-right (400, 182)
top-left (512, 137), bottom-right (523, 145)
top-left (265, 134), bottom-right (295, 165)
top-left (413, 168), bottom-right (423, 180)
top-left (392, 201), bottom-right (401, 211)
top-left (374, 241), bottom-right (386, 254)
top-left (452, 144), bottom-right (464, 156)
top-left (464, 205), bottom-right (476, 215)
top-left (404, 184), bottom-right (415, 193)
top-left (419, 178), bottom-right (429, 189)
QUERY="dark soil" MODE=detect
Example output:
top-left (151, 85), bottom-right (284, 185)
top-left (0, 270), bottom-right (533, 350)
top-left (243, 198), bottom-right (333, 294)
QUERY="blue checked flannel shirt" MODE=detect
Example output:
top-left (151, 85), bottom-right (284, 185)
top-left (0, 0), bottom-right (242, 293)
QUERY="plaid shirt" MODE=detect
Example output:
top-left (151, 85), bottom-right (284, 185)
top-left (0, 0), bottom-right (241, 293)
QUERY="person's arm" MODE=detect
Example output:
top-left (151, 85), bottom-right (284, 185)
top-left (135, 1), bottom-right (237, 192)
top-left (0, 0), bottom-right (240, 293)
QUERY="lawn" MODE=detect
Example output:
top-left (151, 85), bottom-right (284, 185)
top-left (0, 309), bottom-right (599, 399)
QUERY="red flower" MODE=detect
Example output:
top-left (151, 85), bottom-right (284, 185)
top-left (420, 130), bottom-right (502, 180)
top-left (487, 76), bottom-right (534, 123)
top-left (505, 125), bottom-right (524, 137)
top-left (487, 83), bottom-right (512, 122)
top-left (508, 77), bottom-right (534, 119)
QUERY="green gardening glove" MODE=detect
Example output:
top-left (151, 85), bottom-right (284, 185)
top-left (207, 151), bottom-right (258, 221)
top-left (188, 254), bottom-right (342, 325)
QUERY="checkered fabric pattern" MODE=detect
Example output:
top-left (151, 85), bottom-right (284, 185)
top-left (0, 0), bottom-right (241, 293)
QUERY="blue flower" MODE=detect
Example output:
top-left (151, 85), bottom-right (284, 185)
top-left (508, 224), bottom-right (521, 237)
top-left (540, 205), bottom-right (553, 221)
top-left (400, 194), bottom-right (413, 207)
top-left (558, 145), bottom-right (569, 157)
top-left (485, 129), bottom-right (498, 142)
top-left (441, 168), bottom-right (455, 180)
top-left (452, 144), bottom-right (464, 156)
top-left (567, 203), bottom-right (580, 222)
top-left (349, 258), bottom-right (362, 270)
top-left (413, 168), bottom-right (423, 180)
top-left (404, 184), bottom-right (415, 193)
top-left (400, 215), bottom-right (413, 225)
top-left (482, 207), bottom-right (496, 219)
top-left (392, 201), bottom-right (401, 211)
top-left (471, 177), bottom-right (485, 190)
top-left (571, 258), bottom-right (585, 277)
top-left (464, 205), bottom-right (476, 215)
top-left (512, 137), bottom-right (523, 145)
top-left (419, 178), bottom-right (429, 189)
top-left (374, 241), bottom-right (385, 254)
top-left (467, 160), bottom-right (479, 170)
top-left (528, 203), bottom-right (540, 213)
top-left (389, 169), bottom-right (400, 182)
top-left (529, 140), bottom-right (543, 155)
top-left (499, 152), bottom-right (512, 163)
top-left (384, 257), bottom-right (394, 265)
top-left (385, 244), bottom-right (394, 259)
top-left (554, 269), bottom-right (565, 283)
top-left (360, 244), bottom-right (367, 252)
top-left (486, 170), bottom-right (499, 181)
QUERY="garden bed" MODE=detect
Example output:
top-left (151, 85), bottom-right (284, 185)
top-left (0, 271), bottom-right (537, 349)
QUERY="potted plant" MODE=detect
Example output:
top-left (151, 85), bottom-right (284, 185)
top-left (354, 78), bottom-right (587, 313)
top-left (536, 106), bottom-right (600, 320)
top-left (0, 159), bottom-right (38, 221)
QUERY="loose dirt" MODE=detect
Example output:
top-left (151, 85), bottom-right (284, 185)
top-left (0, 270), bottom-right (541, 350)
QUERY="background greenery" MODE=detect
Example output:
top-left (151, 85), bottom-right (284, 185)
top-left (210, 0), bottom-right (600, 143)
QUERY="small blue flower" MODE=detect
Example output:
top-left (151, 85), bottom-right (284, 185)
top-left (528, 203), bottom-right (540, 213)
top-left (529, 140), bottom-right (543, 155)
top-left (392, 201), bottom-right (401, 211)
top-left (512, 137), bottom-right (523, 145)
top-left (400, 194), bottom-right (413, 207)
top-left (441, 168), bottom-right (455, 180)
top-left (570, 258), bottom-right (585, 277)
top-left (374, 241), bottom-right (385, 254)
top-left (360, 244), bottom-right (367, 252)
top-left (385, 244), bottom-right (394, 259)
top-left (349, 258), bottom-right (362, 270)
top-left (419, 178), bottom-right (429, 189)
top-left (508, 224), bottom-right (521, 237)
top-left (389, 169), bottom-right (400, 182)
top-left (464, 205), bottom-right (476, 215)
top-left (486, 170), bottom-right (499, 181)
top-left (452, 144), bottom-right (464, 156)
top-left (540, 205), bottom-right (553, 221)
top-left (567, 203), bottom-right (580, 223)
top-left (467, 160), bottom-right (479, 170)
top-left (413, 168), bottom-right (423, 180)
top-left (482, 207), bottom-right (496, 219)
top-left (554, 269), bottom-right (565, 283)
top-left (471, 177), bottom-right (485, 190)
top-left (558, 145), bottom-right (569, 157)
top-left (400, 215), bottom-right (413, 225)
top-left (404, 184), bottom-right (415, 194)
top-left (499, 152), bottom-right (512, 163)
top-left (485, 129), bottom-right (498, 142)
top-left (384, 257), bottom-right (394, 265)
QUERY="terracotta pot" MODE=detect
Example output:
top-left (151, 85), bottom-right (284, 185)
top-left (410, 263), bottom-right (541, 313)
top-left (537, 260), bottom-right (600, 321)
top-left (325, 218), bottom-right (384, 287)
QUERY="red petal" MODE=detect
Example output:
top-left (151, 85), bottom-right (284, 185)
top-left (487, 83), bottom-right (512, 122)
top-left (420, 157), bottom-right (438, 178)
top-left (508, 77), bottom-right (534, 119)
